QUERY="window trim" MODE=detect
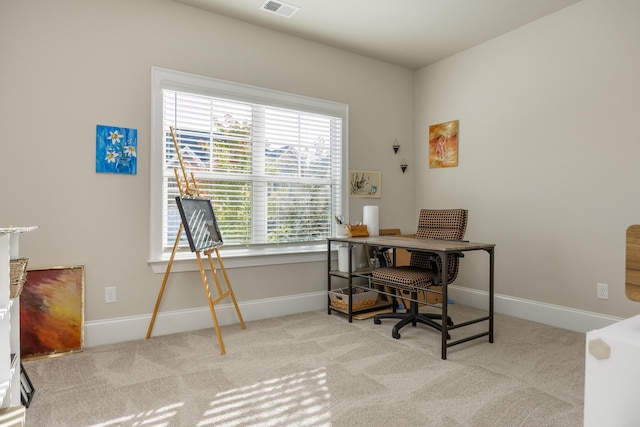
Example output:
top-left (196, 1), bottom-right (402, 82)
top-left (149, 67), bottom-right (349, 269)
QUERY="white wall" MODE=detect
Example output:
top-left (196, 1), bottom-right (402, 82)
top-left (0, 0), bottom-right (414, 328)
top-left (415, 0), bottom-right (640, 318)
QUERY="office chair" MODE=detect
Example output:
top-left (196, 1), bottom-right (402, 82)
top-left (373, 209), bottom-right (468, 339)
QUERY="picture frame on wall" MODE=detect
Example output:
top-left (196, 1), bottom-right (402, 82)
top-left (429, 120), bottom-right (459, 168)
top-left (349, 170), bottom-right (381, 198)
top-left (95, 124), bottom-right (138, 175)
top-left (175, 196), bottom-right (224, 252)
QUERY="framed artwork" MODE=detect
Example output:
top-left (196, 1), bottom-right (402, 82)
top-left (429, 120), bottom-right (459, 168)
top-left (20, 266), bottom-right (84, 360)
top-left (349, 170), bottom-right (381, 198)
top-left (175, 196), bottom-right (224, 252)
top-left (96, 124), bottom-right (138, 174)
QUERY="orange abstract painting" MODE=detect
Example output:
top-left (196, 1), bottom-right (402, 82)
top-left (429, 120), bottom-right (459, 168)
top-left (20, 266), bottom-right (84, 360)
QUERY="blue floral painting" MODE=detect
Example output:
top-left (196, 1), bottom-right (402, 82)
top-left (96, 124), bottom-right (137, 174)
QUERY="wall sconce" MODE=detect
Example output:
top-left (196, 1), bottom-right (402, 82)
top-left (392, 139), bottom-right (400, 154)
top-left (401, 159), bottom-right (408, 173)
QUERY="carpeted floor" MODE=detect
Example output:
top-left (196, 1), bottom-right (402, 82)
top-left (23, 304), bottom-right (585, 426)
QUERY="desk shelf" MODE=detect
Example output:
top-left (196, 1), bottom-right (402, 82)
top-left (326, 240), bottom-right (392, 320)
top-left (328, 299), bottom-right (391, 316)
top-left (327, 267), bottom-right (374, 279)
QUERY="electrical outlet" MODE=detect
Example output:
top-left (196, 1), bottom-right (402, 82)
top-left (105, 286), bottom-right (116, 303)
top-left (597, 283), bottom-right (608, 300)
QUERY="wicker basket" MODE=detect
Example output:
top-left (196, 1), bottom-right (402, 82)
top-left (10, 258), bottom-right (28, 298)
top-left (329, 287), bottom-right (378, 311)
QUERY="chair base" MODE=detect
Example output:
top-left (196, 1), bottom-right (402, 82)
top-left (374, 292), bottom-right (453, 339)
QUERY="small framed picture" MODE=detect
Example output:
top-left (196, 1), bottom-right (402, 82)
top-left (175, 196), bottom-right (223, 252)
top-left (429, 120), bottom-right (459, 168)
top-left (96, 124), bottom-right (138, 174)
top-left (349, 170), bottom-right (381, 198)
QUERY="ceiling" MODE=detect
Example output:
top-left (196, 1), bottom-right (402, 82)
top-left (173, 0), bottom-right (580, 70)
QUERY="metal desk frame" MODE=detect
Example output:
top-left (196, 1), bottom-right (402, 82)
top-left (327, 236), bottom-right (495, 359)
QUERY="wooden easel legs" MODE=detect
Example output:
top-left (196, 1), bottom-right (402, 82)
top-left (195, 248), bottom-right (246, 355)
top-left (146, 227), bottom-right (182, 341)
top-left (146, 228), bottom-right (246, 355)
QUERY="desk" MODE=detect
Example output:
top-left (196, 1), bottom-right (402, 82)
top-left (327, 235), bottom-right (495, 359)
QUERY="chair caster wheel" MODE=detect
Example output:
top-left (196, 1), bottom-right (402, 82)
top-left (374, 318), bottom-right (381, 325)
top-left (392, 330), bottom-right (401, 339)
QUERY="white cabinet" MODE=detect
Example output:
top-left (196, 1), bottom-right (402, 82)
top-left (0, 227), bottom-right (36, 410)
top-left (584, 314), bottom-right (640, 426)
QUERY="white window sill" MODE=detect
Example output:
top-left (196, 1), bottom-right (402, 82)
top-left (148, 243), bottom-right (333, 273)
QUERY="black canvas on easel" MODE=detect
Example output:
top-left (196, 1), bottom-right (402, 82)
top-left (175, 196), bottom-right (223, 252)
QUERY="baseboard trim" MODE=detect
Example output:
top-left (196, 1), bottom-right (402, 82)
top-left (448, 285), bottom-right (623, 334)
top-left (84, 291), bottom-right (327, 347)
top-left (85, 287), bottom-right (623, 347)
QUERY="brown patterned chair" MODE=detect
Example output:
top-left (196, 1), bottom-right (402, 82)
top-left (373, 209), bottom-right (468, 339)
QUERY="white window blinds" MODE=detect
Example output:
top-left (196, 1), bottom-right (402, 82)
top-left (160, 84), bottom-right (344, 252)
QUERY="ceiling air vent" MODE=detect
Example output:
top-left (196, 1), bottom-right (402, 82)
top-left (261, 1), bottom-right (299, 18)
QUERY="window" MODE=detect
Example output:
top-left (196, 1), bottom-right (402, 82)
top-left (150, 68), bottom-right (348, 267)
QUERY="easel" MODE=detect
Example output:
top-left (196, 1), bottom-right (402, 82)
top-left (146, 126), bottom-right (246, 355)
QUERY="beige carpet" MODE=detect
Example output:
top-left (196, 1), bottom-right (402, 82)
top-left (23, 304), bottom-right (585, 426)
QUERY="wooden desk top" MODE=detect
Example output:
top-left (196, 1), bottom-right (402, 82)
top-left (330, 235), bottom-right (495, 252)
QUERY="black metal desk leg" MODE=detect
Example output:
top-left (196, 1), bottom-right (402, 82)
top-left (327, 239), bottom-right (332, 315)
top-left (347, 242), bottom-right (354, 323)
top-left (489, 247), bottom-right (494, 343)
top-left (441, 252), bottom-right (448, 360)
